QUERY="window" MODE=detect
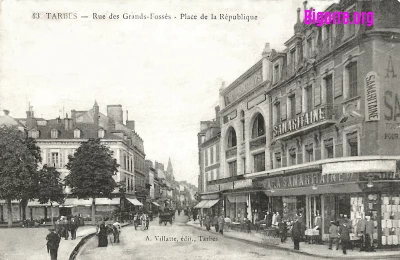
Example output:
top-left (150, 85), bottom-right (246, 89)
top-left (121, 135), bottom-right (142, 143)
top-left (324, 138), bottom-right (334, 159)
top-left (227, 128), bottom-right (237, 148)
top-left (252, 113), bottom-right (265, 139)
top-left (347, 132), bottom-right (358, 156)
top-left (51, 152), bottom-right (59, 168)
top-left (74, 129), bottom-right (81, 138)
top-left (210, 146), bottom-right (214, 165)
top-left (289, 95), bottom-right (296, 119)
top-left (216, 168), bottom-right (220, 179)
top-left (347, 62), bottom-right (358, 99)
top-left (229, 161), bottom-right (237, 176)
top-left (305, 86), bottom-right (313, 112)
top-left (324, 74), bottom-right (333, 104)
top-left (307, 37), bottom-right (313, 57)
top-left (51, 129), bottom-right (58, 139)
top-left (31, 130), bottom-right (39, 139)
top-left (98, 129), bottom-right (105, 138)
top-left (344, 7), bottom-right (355, 39)
top-left (275, 152), bottom-right (282, 168)
top-left (216, 143), bottom-right (220, 162)
top-left (243, 158), bottom-right (246, 174)
top-left (289, 148), bottom-right (296, 166)
top-left (205, 149), bottom-right (208, 167)
top-left (305, 144), bottom-right (314, 163)
top-left (274, 102), bottom-right (281, 126)
top-left (253, 153), bottom-right (265, 172)
top-left (290, 48), bottom-right (296, 65)
top-left (274, 64), bottom-right (280, 83)
top-left (240, 111), bottom-right (245, 141)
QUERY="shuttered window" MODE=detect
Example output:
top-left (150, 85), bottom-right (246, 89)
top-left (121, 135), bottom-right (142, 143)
top-left (347, 62), bottom-right (358, 98)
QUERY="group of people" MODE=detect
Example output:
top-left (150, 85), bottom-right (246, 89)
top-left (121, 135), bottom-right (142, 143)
top-left (98, 219), bottom-right (122, 247)
top-left (133, 212), bottom-right (150, 230)
top-left (200, 214), bottom-right (225, 235)
top-left (54, 215), bottom-right (81, 240)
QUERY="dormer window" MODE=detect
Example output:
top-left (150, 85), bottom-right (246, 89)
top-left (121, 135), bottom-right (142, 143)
top-left (98, 129), bottom-right (105, 138)
top-left (74, 129), bottom-right (81, 138)
top-left (51, 129), bottom-right (59, 139)
top-left (29, 129), bottom-right (39, 138)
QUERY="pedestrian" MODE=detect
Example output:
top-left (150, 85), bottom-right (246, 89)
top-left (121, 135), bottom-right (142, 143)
top-left (218, 214), bottom-right (225, 235)
top-left (328, 221), bottom-right (339, 250)
top-left (46, 228), bottom-right (61, 260)
top-left (70, 216), bottom-right (78, 240)
top-left (113, 219), bottom-right (122, 243)
top-left (338, 221), bottom-right (350, 255)
top-left (292, 216), bottom-right (302, 250)
top-left (365, 215), bottom-right (376, 252)
top-left (213, 215), bottom-right (219, 233)
top-left (278, 219), bottom-right (287, 243)
top-left (98, 223), bottom-right (108, 247)
top-left (204, 215), bottom-right (211, 231)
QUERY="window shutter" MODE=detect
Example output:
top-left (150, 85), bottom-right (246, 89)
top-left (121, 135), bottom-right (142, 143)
top-left (281, 97), bottom-right (287, 120)
top-left (315, 85), bottom-right (321, 106)
top-left (47, 152), bottom-right (51, 166)
top-left (295, 94), bottom-right (302, 114)
top-left (334, 75), bottom-right (343, 98)
top-left (59, 150), bottom-right (64, 168)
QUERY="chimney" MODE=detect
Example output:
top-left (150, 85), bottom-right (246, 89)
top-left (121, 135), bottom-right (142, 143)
top-left (64, 113), bottom-right (69, 130)
top-left (93, 101), bottom-right (99, 128)
top-left (126, 120), bottom-right (135, 131)
top-left (3, 110), bottom-right (9, 116)
top-left (107, 105), bottom-right (123, 125)
top-left (71, 109), bottom-right (77, 126)
top-left (262, 42), bottom-right (272, 82)
top-left (215, 106), bottom-right (220, 125)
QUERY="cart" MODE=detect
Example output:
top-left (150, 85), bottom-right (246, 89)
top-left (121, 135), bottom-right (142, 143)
top-left (159, 212), bottom-right (173, 225)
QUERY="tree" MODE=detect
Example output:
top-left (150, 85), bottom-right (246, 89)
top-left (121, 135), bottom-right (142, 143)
top-left (0, 126), bottom-right (41, 227)
top-left (37, 165), bottom-right (65, 225)
top-left (65, 139), bottom-right (119, 224)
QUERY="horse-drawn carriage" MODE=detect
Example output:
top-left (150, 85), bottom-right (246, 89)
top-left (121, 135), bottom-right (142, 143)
top-left (159, 211), bottom-right (173, 225)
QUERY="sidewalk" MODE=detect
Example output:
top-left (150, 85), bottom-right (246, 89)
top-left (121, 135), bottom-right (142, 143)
top-left (187, 220), bottom-right (400, 259)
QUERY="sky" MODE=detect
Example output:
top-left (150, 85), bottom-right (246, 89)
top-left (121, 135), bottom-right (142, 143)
top-left (0, 0), bottom-right (335, 186)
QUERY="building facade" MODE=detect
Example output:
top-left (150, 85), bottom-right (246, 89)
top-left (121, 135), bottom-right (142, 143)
top-left (203, 0), bottom-right (400, 248)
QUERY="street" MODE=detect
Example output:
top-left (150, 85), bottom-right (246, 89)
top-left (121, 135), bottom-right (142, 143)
top-left (77, 214), bottom-right (322, 260)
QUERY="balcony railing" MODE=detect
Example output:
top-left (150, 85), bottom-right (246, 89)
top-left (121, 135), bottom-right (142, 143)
top-left (250, 135), bottom-right (266, 151)
top-left (225, 146), bottom-right (237, 159)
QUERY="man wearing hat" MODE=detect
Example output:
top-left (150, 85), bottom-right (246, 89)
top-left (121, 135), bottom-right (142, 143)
top-left (292, 216), bottom-right (302, 250)
top-left (46, 228), bottom-right (61, 260)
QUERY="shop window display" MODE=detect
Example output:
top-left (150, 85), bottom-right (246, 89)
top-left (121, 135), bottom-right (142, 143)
top-left (381, 194), bottom-right (400, 246)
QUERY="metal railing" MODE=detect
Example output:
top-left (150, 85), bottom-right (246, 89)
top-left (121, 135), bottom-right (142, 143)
top-left (250, 135), bottom-right (267, 151)
top-left (226, 146), bottom-right (237, 159)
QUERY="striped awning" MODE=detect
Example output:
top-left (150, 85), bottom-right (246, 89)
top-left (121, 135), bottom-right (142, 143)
top-left (152, 202), bottom-right (161, 207)
top-left (194, 200), bottom-right (207, 208)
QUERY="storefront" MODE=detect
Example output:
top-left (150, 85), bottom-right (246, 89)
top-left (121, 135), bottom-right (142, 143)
top-left (251, 158), bottom-right (400, 247)
top-left (195, 192), bottom-right (221, 217)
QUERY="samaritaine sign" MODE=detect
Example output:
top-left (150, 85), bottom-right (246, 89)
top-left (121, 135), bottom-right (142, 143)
top-left (273, 107), bottom-right (326, 138)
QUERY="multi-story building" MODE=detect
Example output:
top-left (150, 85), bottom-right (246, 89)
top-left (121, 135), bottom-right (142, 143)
top-left (196, 106), bottom-right (223, 216)
top-left (2, 102), bottom-right (146, 221)
top-left (216, 0), bottom-right (400, 248)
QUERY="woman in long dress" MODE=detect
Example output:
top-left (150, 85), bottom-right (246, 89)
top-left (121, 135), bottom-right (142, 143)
top-left (98, 223), bottom-right (108, 247)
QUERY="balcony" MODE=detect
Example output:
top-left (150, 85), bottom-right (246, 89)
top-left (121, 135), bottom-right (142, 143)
top-left (272, 103), bottom-right (342, 141)
top-left (250, 135), bottom-right (266, 151)
top-left (225, 146), bottom-right (237, 159)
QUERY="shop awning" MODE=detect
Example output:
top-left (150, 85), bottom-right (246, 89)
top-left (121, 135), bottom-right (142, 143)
top-left (264, 183), bottom-right (362, 197)
top-left (59, 198), bottom-right (120, 207)
top-left (227, 195), bottom-right (247, 203)
top-left (126, 198), bottom-right (143, 206)
top-left (152, 202), bottom-right (161, 207)
top-left (202, 199), bottom-right (220, 209)
top-left (0, 200), bottom-right (20, 204)
top-left (194, 200), bottom-right (207, 208)
top-left (27, 199), bottom-right (59, 207)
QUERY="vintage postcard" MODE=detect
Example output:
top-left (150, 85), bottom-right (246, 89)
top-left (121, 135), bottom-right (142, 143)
top-left (1, 0), bottom-right (400, 259)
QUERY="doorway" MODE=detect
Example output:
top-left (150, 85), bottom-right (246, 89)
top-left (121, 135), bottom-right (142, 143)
top-left (306, 195), bottom-right (321, 229)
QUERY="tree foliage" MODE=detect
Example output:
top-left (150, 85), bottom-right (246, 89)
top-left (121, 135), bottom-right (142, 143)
top-left (65, 138), bottom-right (119, 199)
top-left (0, 126), bottom-right (41, 201)
top-left (37, 165), bottom-right (65, 205)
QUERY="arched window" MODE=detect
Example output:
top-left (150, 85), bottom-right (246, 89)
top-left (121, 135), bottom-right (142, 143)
top-left (252, 113), bottom-right (265, 139)
top-left (227, 127), bottom-right (237, 148)
top-left (74, 129), bottom-right (81, 138)
top-left (51, 129), bottom-right (59, 139)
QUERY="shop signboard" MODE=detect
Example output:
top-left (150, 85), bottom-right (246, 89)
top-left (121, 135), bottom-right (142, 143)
top-left (233, 179), bottom-right (252, 189)
top-left (207, 184), bottom-right (220, 192)
top-left (261, 171), bottom-right (400, 190)
top-left (377, 42), bottom-right (400, 153)
top-left (224, 68), bottom-right (263, 106)
top-left (364, 71), bottom-right (380, 122)
top-left (220, 182), bottom-right (234, 191)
